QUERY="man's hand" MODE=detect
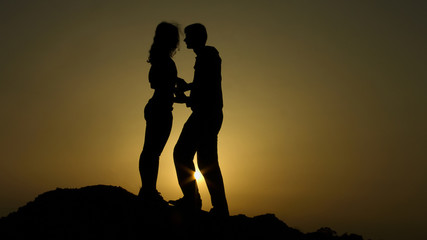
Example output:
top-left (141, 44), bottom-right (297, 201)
top-left (174, 91), bottom-right (188, 104)
top-left (176, 77), bottom-right (191, 92)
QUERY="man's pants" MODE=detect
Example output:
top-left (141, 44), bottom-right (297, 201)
top-left (173, 111), bottom-right (228, 211)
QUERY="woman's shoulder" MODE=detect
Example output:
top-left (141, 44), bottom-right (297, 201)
top-left (149, 57), bottom-right (177, 78)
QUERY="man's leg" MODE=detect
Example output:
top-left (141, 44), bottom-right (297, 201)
top-left (197, 112), bottom-right (229, 215)
top-left (173, 114), bottom-right (200, 205)
top-left (197, 142), bottom-right (229, 215)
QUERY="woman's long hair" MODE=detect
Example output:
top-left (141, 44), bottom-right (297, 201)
top-left (148, 22), bottom-right (180, 63)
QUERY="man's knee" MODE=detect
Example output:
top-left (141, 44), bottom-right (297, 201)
top-left (197, 149), bottom-right (219, 171)
top-left (173, 142), bottom-right (193, 164)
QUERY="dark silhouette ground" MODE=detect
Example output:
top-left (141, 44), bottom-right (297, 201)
top-left (0, 185), bottom-right (364, 240)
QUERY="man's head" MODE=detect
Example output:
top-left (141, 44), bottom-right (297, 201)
top-left (184, 23), bottom-right (207, 49)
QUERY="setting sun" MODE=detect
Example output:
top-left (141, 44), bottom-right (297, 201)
top-left (194, 170), bottom-right (203, 181)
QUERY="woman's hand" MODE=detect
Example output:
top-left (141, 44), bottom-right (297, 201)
top-left (174, 92), bottom-right (188, 103)
top-left (176, 77), bottom-right (191, 92)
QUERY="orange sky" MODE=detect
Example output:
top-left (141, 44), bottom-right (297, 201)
top-left (1, 1), bottom-right (426, 240)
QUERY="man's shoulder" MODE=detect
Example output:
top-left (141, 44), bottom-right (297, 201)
top-left (199, 46), bottom-right (221, 64)
top-left (202, 46), bottom-right (220, 56)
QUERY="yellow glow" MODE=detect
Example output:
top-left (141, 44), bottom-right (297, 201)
top-left (1, 2), bottom-right (425, 240)
top-left (194, 170), bottom-right (203, 181)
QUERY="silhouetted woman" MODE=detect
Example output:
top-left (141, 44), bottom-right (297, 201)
top-left (138, 22), bottom-right (181, 207)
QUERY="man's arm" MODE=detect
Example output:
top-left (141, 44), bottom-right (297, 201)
top-left (174, 78), bottom-right (192, 104)
top-left (176, 78), bottom-right (193, 92)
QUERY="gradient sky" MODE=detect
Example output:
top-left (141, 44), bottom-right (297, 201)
top-left (1, 1), bottom-right (426, 240)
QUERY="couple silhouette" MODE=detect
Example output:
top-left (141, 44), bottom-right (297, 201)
top-left (137, 22), bottom-right (229, 217)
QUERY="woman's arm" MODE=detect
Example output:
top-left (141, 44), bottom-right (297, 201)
top-left (176, 77), bottom-right (192, 92)
top-left (174, 78), bottom-right (190, 103)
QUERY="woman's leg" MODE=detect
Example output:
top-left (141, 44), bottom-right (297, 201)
top-left (139, 109), bottom-right (172, 194)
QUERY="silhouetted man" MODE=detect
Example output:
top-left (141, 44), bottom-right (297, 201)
top-left (171, 23), bottom-right (229, 217)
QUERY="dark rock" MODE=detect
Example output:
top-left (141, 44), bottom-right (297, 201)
top-left (0, 185), bottom-right (364, 240)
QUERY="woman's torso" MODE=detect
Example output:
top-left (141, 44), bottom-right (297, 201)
top-left (147, 57), bottom-right (177, 111)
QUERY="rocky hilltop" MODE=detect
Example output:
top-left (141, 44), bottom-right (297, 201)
top-left (0, 185), bottom-right (364, 240)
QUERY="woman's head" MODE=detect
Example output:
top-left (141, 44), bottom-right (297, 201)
top-left (148, 22), bottom-right (180, 63)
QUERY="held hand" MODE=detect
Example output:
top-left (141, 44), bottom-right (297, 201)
top-left (176, 77), bottom-right (190, 92)
top-left (174, 91), bottom-right (188, 104)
